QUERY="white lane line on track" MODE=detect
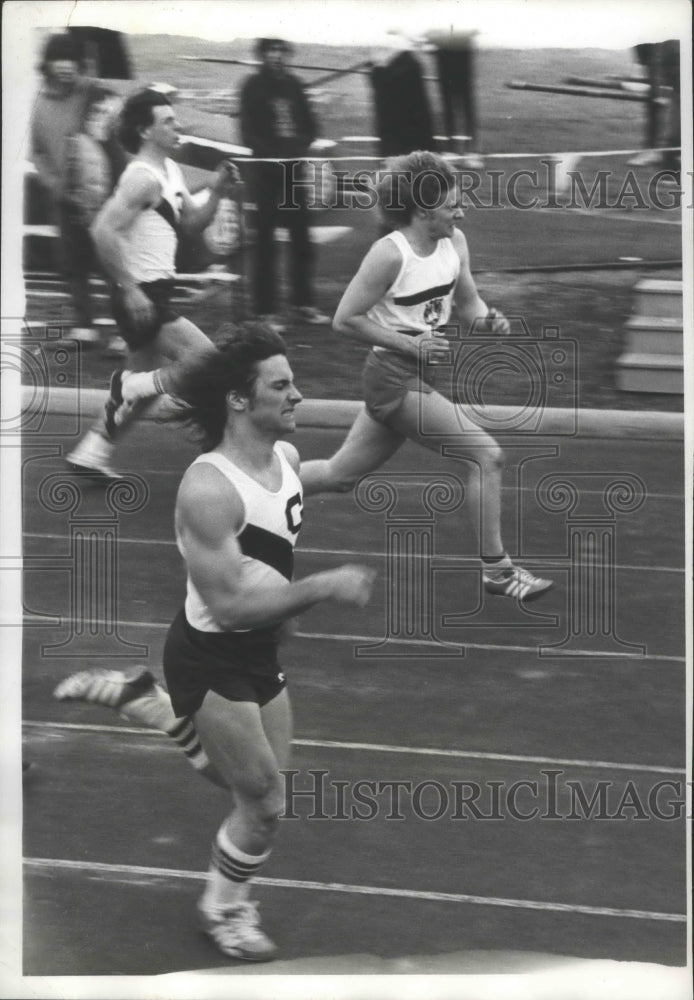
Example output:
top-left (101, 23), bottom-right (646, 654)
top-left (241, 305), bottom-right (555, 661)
top-left (22, 720), bottom-right (686, 776)
top-left (293, 632), bottom-right (684, 663)
top-left (22, 533), bottom-right (685, 575)
top-left (532, 207), bottom-right (682, 227)
top-left (23, 857), bottom-right (685, 923)
top-left (21, 474), bottom-right (687, 500)
top-left (22, 616), bottom-right (685, 663)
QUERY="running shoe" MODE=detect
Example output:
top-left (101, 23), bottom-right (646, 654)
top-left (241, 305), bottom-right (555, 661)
top-left (483, 566), bottom-right (553, 601)
top-left (198, 900), bottom-right (277, 962)
top-left (66, 429), bottom-right (120, 481)
top-left (53, 665), bottom-right (155, 709)
top-left (627, 150), bottom-right (662, 167)
top-left (64, 327), bottom-right (99, 344)
top-left (104, 369), bottom-right (126, 438)
top-left (103, 334), bottom-right (128, 358)
top-left (290, 305), bottom-right (330, 325)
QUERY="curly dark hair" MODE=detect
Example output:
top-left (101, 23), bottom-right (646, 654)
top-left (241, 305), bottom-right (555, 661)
top-left (168, 322), bottom-right (289, 452)
top-left (39, 33), bottom-right (85, 76)
top-left (376, 150), bottom-right (458, 228)
top-left (117, 88), bottom-right (172, 153)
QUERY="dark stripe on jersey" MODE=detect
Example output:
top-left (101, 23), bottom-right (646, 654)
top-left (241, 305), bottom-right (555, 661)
top-left (239, 524), bottom-right (294, 581)
top-left (393, 279), bottom-right (456, 307)
top-left (154, 198), bottom-right (180, 234)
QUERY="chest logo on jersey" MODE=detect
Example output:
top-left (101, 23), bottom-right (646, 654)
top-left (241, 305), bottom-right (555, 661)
top-left (423, 297), bottom-right (444, 328)
top-left (285, 493), bottom-right (303, 535)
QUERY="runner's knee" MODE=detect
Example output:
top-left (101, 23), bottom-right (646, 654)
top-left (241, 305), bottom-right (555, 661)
top-left (236, 770), bottom-right (284, 830)
top-left (479, 441), bottom-right (505, 472)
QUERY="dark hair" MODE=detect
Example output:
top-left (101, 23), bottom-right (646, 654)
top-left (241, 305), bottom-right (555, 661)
top-left (117, 88), bottom-right (172, 153)
top-left (376, 150), bottom-right (457, 228)
top-left (40, 32), bottom-right (84, 76)
top-left (169, 323), bottom-right (288, 452)
top-left (255, 37), bottom-right (293, 58)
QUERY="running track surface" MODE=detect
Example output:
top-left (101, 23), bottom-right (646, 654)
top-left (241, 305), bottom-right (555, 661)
top-left (20, 411), bottom-right (688, 977)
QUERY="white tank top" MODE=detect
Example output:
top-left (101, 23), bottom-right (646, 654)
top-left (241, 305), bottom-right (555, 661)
top-left (118, 158), bottom-right (186, 282)
top-left (367, 230), bottom-right (460, 349)
top-left (179, 447), bottom-right (304, 633)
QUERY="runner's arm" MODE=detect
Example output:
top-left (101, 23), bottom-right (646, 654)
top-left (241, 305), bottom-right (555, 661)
top-left (333, 239), bottom-right (424, 357)
top-left (176, 464), bottom-right (374, 630)
top-left (91, 169), bottom-right (160, 290)
top-left (178, 160), bottom-right (241, 234)
top-left (451, 228), bottom-right (510, 335)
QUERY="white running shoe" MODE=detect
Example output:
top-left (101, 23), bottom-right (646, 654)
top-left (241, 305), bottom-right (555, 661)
top-left (64, 327), bottom-right (99, 344)
top-left (198, 900), bottom-right (277, 962)
top-left (103, 334), bottom-right (127, 358)
top-left (53, 665), bottom-right (155, 708)
top-left (290, 306), bottom-right (330, 325)
top-left (483, 565), bottom-right (553, 602)
top-left (627, 150), bottom-right (662, 167)
top-left (66, 430), bottom-right (119, 480)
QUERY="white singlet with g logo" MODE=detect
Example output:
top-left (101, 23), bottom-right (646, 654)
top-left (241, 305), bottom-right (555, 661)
top-left (367, 229), bottom-right (460, 344)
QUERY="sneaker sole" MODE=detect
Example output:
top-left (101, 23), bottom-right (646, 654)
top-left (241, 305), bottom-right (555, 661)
top-left (66, 460), bottom-right (121, 482)
top-left (485, 581), bottom-right (554, 602)
top-left (198, 906), bottom-right (278, 963)
top-left (104, 370), bottom-right (124, 439)
top-left (200, 928), bottom-right (277, 962)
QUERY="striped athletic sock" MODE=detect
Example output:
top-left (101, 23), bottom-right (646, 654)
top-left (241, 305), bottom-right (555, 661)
top-left (203, 826), bottom-right (271, 909)
top-left (166, 716), bottom-right (211, 772)
top-left (118, 686), bottom-right (211, 772)
top-left (152, 369), bottom-right (166, 395)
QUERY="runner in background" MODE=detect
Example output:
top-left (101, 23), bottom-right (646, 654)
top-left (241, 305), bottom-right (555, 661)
top-left (300, 150), bottom-right (553, 602)
top-left (66, 88), bottom-right (240, 479)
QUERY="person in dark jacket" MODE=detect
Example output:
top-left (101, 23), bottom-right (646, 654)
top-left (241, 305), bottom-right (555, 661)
top-left (629, 40), bottom-right (680, 173)
top-left (239, 38), bottom-right (329, 330)
top-left (370, 50), bottom-right (435, 157)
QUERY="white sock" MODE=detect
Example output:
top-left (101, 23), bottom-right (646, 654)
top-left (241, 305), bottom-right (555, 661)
top-left (122, 370), bottom-right (161, 404)
top-left (202, 825), bottom-right (271, 910)
top-left (482, 553), bottom-right (513, 573)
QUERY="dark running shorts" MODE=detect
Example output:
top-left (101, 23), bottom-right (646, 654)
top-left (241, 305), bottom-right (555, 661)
top-left (362, 348), bottom-right (436, 424)
top-left (163, 609), bottom-right (287, 717)
top-left (110, 279), bottom-right (180, 349)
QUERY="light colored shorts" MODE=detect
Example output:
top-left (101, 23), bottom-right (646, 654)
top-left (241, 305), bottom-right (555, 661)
top-left (362, 349), bottom-right (436, 424)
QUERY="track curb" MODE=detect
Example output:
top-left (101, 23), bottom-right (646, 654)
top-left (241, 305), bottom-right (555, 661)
top-left (21, 386), bottom-right (684, 439)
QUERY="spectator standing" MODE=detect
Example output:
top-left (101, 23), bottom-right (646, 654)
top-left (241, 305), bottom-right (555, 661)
top-left (64, 87), bottom-right (128, 355)
top-left (369, 47), bottom-right (435, 157)
top-left (424, 28), bottom-right (483, 168)
top-left (629, 40), bottom-right (681, 172)
top-left (30, 32), bottom-right (98, 342)
top-left (239, 37), bottom-right (329, 332)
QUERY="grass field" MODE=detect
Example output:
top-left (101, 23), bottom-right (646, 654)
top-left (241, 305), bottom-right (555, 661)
top-left (128, 36), bottom-right (648, 153)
